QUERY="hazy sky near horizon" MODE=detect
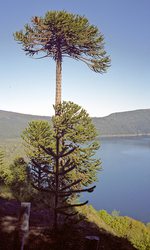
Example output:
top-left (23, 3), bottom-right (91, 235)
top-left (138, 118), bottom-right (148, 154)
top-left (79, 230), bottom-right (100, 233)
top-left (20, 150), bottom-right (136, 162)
top-left (0, 0), bottom-right (150, 117)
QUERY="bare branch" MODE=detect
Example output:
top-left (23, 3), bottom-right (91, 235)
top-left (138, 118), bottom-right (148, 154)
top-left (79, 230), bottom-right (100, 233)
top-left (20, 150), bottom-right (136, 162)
top-left (31, 182), bottom-right (55, 193)
top-left (58, 185), bottom-right (96, 197)
top-left (61, 146), bottom-right (77, 157)
top-left (59, 165), bottom-right (76, 175)
top-left (60, 179), bottom-right (82, 191)
top-left (56, 200), bottom-right (88, 210)
top-left (40, 145), bottom-right (56, 158)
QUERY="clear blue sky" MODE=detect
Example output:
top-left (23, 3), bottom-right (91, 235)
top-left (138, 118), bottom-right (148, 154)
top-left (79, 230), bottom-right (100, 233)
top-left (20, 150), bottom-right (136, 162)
top-left (0, 0), bottom-right (150, 117)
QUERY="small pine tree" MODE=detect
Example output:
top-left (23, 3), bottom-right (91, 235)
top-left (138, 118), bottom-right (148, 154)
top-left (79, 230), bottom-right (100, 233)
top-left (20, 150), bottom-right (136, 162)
top-left (22, 101), bottom-right (101, 230)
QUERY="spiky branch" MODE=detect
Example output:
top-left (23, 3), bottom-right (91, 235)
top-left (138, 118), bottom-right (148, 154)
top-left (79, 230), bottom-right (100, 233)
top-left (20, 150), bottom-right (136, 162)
top-left (22, 102), bottom-right (101, 230)
top-left (14, 11), bottom-right (110, 106)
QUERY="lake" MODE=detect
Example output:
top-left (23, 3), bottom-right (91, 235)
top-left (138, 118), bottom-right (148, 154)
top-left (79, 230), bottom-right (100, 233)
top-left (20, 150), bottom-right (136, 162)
top-left (83, 136), bottom-right (150, 223)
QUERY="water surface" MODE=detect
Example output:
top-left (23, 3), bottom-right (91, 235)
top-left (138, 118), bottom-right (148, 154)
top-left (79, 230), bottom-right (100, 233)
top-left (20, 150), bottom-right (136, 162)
top-left (83, 136), bottom-right (150, 223)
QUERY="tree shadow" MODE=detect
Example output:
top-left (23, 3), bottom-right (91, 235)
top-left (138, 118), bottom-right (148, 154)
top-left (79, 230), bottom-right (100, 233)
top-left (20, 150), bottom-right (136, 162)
top-left (0, 197), bottom-right (137, 250)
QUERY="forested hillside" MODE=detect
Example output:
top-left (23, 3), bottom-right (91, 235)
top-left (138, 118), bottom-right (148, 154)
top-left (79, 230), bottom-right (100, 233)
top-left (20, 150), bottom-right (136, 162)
top-left (94, 109), bottom-right (150, 137)
top-left (0, 109), bottom-right (150, 140)
top-left (0, 110), bottom-right (49, 140)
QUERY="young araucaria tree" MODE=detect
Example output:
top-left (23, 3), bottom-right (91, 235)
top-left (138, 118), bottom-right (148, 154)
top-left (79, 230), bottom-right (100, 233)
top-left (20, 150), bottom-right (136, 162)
top-left (22, 102), bottom-right (101, 230)
top-left (14, 11), bottom-right (110, 105)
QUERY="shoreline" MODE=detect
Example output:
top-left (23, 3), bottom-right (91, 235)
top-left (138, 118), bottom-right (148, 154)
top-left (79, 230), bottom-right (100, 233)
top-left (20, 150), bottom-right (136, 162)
top-left (99, 133), bottom-right (150, 139)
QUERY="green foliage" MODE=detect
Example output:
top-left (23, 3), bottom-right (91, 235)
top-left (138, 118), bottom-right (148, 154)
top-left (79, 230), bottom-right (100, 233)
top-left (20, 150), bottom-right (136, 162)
top-left (23, 101), bottom-right (101, 189)
top-left (53, 102), bottom-right (101, 186)
top-left (14, 10), bottom-right (110, 73)
top-left (22, 102), bottom-right (101, 228)
top-left (1, 157), bottom-right (34, 201)
top-left (77, 205), bottom-right (116, 235)
top-left (22, 120), bottom-right (54, 160)
top-left (78, 206), bottom-right (150, 250)
top-left (53, 102), bottom-right (98, 143)
top-left (5, 157), bottom-right (27, 184)
top-left (98, 210), bottom-right (150, 250)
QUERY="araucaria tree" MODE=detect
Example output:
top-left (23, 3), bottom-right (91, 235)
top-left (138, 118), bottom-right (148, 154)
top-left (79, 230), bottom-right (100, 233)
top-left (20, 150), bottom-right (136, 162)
top-left (22, 102), bottom-right (101, 230)
top-left (14, 11), bottom-right (110, 105)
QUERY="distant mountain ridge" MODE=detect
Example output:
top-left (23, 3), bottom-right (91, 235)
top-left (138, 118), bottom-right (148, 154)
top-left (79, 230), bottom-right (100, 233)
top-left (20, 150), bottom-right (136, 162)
top-left (93, 109), bottom-right (150, 137)
top-left (0, 109), bottom-right (150, 140)
top-left (0, 110), bottom-right (49, 140)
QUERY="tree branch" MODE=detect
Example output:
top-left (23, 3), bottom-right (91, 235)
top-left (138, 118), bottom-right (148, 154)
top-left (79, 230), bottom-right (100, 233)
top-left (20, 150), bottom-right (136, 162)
top-left (58, 185), bottom-right (96, 197)
top-left (59, 165), bottom-right (76, 175)
top-left (56, 200), bottom-right (88, 210)
top-left (60, 179), bottom-right (82, 191)
top-left (57, 210), bottom-right (79, 217)
top-left (40, 145), bottom-right (56, 158)
top-left (61, 147), bottom-right (77, 157)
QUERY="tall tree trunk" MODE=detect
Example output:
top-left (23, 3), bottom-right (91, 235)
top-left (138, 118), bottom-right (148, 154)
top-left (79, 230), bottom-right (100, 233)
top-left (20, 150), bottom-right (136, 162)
top-left (55, 58), bottom-right (62, 106)
top-left (54, 54), bottom-right (62, 230)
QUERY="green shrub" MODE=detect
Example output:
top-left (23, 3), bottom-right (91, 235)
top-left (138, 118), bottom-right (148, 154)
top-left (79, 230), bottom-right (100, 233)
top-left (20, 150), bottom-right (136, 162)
top-left (1, 157), bottom-right (34, 201)
top-left (98, 210), bottom-right (150, 250)
top-left (79, 206), bottom-right (150, 250)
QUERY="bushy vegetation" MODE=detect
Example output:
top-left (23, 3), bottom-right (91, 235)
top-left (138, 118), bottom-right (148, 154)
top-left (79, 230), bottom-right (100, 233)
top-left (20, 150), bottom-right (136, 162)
top-left (78, 206), bottom-right (150, 250)
top-left (0, 153), bottom-right (35, 201)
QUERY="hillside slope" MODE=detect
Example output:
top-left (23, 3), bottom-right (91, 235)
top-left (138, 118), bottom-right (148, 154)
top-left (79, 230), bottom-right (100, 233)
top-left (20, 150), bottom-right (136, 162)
top-left (0, 110), bottom-right (49, 140)
top-left (0, 109), bottom-right (150, 140)
top-left (94, 109), bottom-right (150, 137)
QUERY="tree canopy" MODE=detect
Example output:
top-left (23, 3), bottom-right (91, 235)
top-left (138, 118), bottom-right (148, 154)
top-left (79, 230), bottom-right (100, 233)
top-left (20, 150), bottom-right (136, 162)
top-left (22, 101), bottom-right (101, 228)
top-left (14, 10), bottom-right (110, 72)
top-left (14, 11), bottom-right (110, 105)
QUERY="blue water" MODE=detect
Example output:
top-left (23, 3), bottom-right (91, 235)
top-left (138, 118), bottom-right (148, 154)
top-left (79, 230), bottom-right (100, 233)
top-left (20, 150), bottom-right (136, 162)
top-left (83, 136), bottom-right (150, 223)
